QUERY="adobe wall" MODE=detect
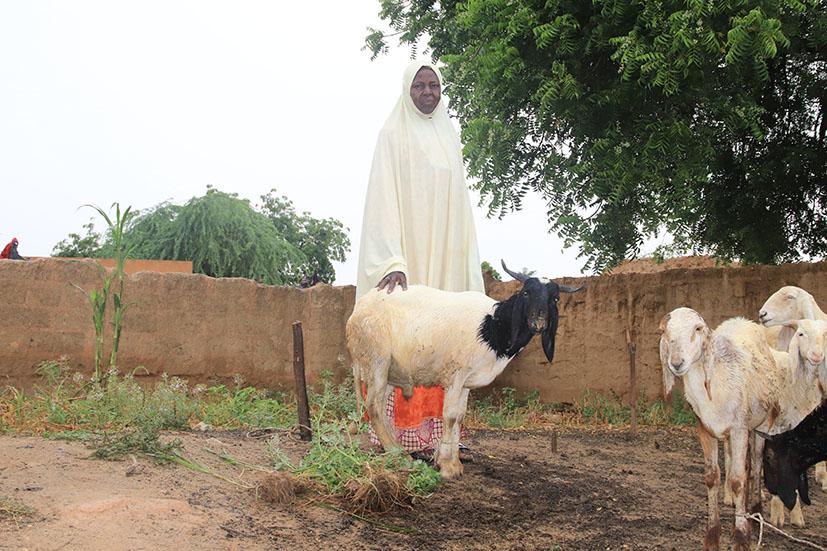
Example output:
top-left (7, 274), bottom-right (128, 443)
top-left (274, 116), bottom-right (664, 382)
top-left (33, 257), bottom-right (193, 274)
top-left (1, 257), bottom-right (825, 402)
top-left (0, 258), bottom-right (353, 392)
top-left (484, 262), bottom-right (827, 403)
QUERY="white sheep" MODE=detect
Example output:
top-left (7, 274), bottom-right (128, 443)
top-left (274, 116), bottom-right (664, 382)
top-left (787, 319), bottom-right (827, 394)
top-left (759, 286), bottom-right (827, 491)
top-left (660, 308), bottom-right (783, 551)
top-left (347, 264), bottom-right (582, 479)
top-left (760, 285), bottom-right (827, 350)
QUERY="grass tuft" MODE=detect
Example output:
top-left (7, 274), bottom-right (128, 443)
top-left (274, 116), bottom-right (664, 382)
top-left (0, 496), bottom-right (37, 525)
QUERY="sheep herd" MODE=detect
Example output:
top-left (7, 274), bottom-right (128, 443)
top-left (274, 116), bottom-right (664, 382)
top-left (348, 277), bottom-right (826, 551)
top-left (660, 286), bottom-right (827, 550)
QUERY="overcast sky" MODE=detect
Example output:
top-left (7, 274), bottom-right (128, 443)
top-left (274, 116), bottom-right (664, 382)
top-left (0, 2), bottom-right (667, 284)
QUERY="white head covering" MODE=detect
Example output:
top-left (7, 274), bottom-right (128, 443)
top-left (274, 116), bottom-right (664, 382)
top-left (355, 61), bottom-right (484, 298)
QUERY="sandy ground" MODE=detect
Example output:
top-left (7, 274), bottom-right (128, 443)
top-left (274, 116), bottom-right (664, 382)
top-left (1, 427), bottom-right (826, 551)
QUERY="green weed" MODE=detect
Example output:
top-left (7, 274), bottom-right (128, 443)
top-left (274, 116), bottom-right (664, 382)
top-left (91, 415), bottom-right (182, 461)
top-left (0, 496), bottom-right (37, 524)
top-left (268, 372), bottom-right (439, 500)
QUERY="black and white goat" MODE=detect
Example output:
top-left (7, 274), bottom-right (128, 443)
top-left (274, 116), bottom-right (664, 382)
top-left (347, 261), bottom-right (583, 479)
top-left (759, 401), bottom-right (827, 512)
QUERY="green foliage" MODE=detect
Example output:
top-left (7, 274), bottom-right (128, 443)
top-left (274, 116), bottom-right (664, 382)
top-left (52, 220), bottom-right (103, 258)
top-left (0, 496), bottom-right (37, 523)
top-left (91, 414), bottom-right (182, 461)
top-left (468, 387), bottom-right (545, 428)
top-left (468, 386), bottom-right (695, 428)
top-left (258, 190), bottom-right (351, 284)
top-left (0, 361), bottom-right (283, 436)
top-left (126, 188), bottom-right (306, 284)
top-left (579, 389), bottom-right (696, 426)
top-left (55, 187), bottom-right (351, 285)
top-left (367, 0), bottom-right (827, 271)
top-left (480, 260), bottom-right (502, 280)
top-left (70, 203), bottom-right (134, 381)
top-left (268, 374), bottom-right (440, 498)
top-left (201, 385), bottom-right (294, 428)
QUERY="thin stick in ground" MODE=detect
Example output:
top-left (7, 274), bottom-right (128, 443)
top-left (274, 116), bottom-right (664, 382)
top-left (292, 321), bottom-right (312, 442)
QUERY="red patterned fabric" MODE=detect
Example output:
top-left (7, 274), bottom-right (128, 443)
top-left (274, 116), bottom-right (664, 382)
top-left (369, 389), bottom-right (444, 452)
top-left (362, 384), bottom-right (467, 452)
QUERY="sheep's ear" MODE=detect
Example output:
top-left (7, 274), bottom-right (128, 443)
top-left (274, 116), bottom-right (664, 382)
top-left (787, 330), bottom-right (807, 383)
top-left (800, 293), bottom-right (816, 319)
top-left (659, 336), bottom-right (674, 399)
top-left (799, 472), bottom-right (811, 505)
top-left (659, 313), bottom-right (671, 332)
top-left (777, 325), bottom-right (795, 351)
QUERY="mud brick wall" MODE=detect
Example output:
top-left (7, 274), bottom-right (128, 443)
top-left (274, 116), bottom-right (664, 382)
top-left (1, 257), bottom-right (825, 402)
top-left (0, 258), bottom-right (354, 392)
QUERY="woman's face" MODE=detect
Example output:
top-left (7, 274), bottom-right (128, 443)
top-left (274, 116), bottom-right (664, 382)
top-left (409, 67), bottom-right (441, 114)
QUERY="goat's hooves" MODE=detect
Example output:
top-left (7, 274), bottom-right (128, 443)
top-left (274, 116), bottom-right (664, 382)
top-left (437, 462), bottom-right (464, 480)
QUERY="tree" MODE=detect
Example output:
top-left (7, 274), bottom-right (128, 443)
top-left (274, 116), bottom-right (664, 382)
top-left (480, 260), bottom-right (502, 280)
top-left (367, 0), bottom-right (827, 272)
top-left (257, 190), bottom-right (351, 284)
top-left (53, 221), bottom-right (103, 258)
top-left (54, 188), bottom-right (351, 285)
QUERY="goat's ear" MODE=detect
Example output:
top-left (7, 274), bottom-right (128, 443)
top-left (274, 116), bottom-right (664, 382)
top-left (659, 313), bottom-right (671, 332)
top-left (659, 336), bottom-right (674, 399)
top-left (541, 312), bottom-right (559, 363)
top-left (799, 472), bottom-right (811, 505)
top-left (510, 293), bottom-right (526, 348)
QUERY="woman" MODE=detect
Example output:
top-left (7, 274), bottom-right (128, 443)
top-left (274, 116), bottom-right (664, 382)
top-left (355, 60), bottom-right (484, 454)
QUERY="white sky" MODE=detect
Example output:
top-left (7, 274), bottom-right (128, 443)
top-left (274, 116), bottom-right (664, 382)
top-left (0, 2), bottom-right (665, 283)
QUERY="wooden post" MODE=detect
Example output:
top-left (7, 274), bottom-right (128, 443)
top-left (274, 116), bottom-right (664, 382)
top-left (551, 430), bottom-right (558, 454)
top-left (292, 321), bottom-right (312, 441)
top-left (626, 328), bottom-right (638, 438)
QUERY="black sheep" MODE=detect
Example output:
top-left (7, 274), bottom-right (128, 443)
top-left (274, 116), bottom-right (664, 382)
top-left (759, 401), bottom-right (827, 510)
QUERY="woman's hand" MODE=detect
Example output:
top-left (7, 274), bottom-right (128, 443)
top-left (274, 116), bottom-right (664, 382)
top-left (377, 271), bottom-right (407, 294)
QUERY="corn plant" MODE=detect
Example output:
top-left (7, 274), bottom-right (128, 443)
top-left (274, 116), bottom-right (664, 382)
top-left (76, 203), bottom-right (135, 381)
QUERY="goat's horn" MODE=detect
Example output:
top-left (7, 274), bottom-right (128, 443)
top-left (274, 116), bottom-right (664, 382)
top-left (500, 260), bottom-right (529, 283)
top-left (558, 284), bottom-right (584, 293)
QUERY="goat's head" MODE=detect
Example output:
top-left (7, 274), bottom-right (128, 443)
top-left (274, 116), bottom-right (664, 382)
top-left (787, 319), bottom-right (827, 383)
top-left (759, 286), bottom-right (816, 326)
top-left (501, 260), bottom-right (583, 362)
top-left (757, 430), bottom-right (810, 511)
top-left (658, 308), bottom-right (711, 397)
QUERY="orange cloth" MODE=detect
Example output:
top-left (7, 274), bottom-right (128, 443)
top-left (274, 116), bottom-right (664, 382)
top-left (362, 384), bottom-right (445, 429)
top-left (392, 386), bottom-right (444, 429)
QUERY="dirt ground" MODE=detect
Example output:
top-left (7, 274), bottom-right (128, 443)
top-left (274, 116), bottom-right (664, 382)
top-left (1, 427), bottom-right (826, 551)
